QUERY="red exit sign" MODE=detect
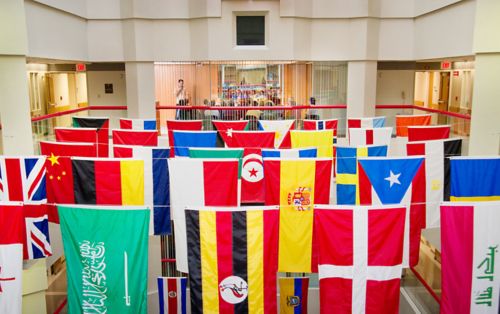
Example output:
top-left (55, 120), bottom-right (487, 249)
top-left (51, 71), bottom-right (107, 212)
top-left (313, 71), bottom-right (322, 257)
top-left (76, 63), bottom-right (86, 71)
top-left (441, 60), bottom-right (452, 70)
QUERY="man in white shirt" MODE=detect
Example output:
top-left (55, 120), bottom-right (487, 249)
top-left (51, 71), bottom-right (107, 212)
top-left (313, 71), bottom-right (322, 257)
top-left (175, 79), bottom-right (188, 119)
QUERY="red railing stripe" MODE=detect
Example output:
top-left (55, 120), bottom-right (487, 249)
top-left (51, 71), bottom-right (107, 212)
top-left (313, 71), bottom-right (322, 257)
top-left (160, 258), bottom-right (176, 263)
top-left (53, 297), bottom-right (67, 314)
top-left (155, 104), bottom-right (348, 110)
top-left (31, 106), bottom-right (128, 122)
top-left (410, 267), bottom-right (441, 304)
top-left (375, 104), bottom-right (471, 120)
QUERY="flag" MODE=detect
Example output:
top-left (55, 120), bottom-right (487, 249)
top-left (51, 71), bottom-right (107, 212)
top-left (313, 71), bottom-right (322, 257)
top-left (0, 156), bottom-right (46, 203)
top-left (358, 157), bottom-right (425, 267)
top-left (450, 157), bottom-right (500, 201)
top-left (227, 131), bottom-right (275, 149)
top-left (189, 148), bottom-right (244, 160)
top-left (168, 159), bottom-right (239, 273)
top-left (290, 130), bottom-right (333, 158)
top-left (279, 277), bottom-right (309, 314)
top-left (46, 156), bottom-right (75, 216)
top-left (212, 120), bottom-right (249, 147)
top-left (40, 141), bottom-right (97, 158)
top-left (72, 158), bottom-right (144, 206)
top-left (120, 118), bottom-right (157, 131)
top-left (347, 116), bottom-right (386, 129)
top-left (262, 148), bottom-right (317, 158)
top-left (407, 138), bottom-right (462, 227)
top-left (348, 127), bottom-right (393, 146)
top-left (112, 129), bottom-right (158, 146)
top-left (258, 120), bottom-right (295, 148)
top-left (72, 116), bottom-right (110, 157)
top-left (407, 125), bottom-right (450, 142)
top-left (441, 201), bottom-right (500, 314)
top-left (186, 207), bottom-right (279, 314)
top-left (173, 131), bottom-right (217, 157)
top-left (335, 145), bottom-right (388, 205)
top-left (158, 277), bottom-right (187, 314)
top-left (166, 119), bottom-right (203, 147)
top-left (113, 146), bottom-right (171, 235)
top-left (316, 205), bottom-right (406, 314)
top-left (303, 119), bottom-right (338, 137)
top-left (58, 205), bottom-right (149, 314)
top-left (395, 114), bottom-right (432, 137)
top-left (0, 203), bottom-right (24, 314)
top-left (55, 127), bottom-right (107, 157)
top-left (23, 204), bottom-right (52, 260)
top-left (264, 158), bottom-right (332, 272)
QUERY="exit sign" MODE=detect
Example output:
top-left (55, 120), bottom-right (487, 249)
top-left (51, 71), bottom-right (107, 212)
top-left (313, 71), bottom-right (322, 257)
top-left (76, 63), bottom-right (86, 71)
top-left (441, 60), bottom-right (452, 70)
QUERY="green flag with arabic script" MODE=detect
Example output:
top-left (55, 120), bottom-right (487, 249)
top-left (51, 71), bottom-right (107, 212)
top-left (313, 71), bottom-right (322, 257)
top-left (58, 205), bottom-right (149, 314)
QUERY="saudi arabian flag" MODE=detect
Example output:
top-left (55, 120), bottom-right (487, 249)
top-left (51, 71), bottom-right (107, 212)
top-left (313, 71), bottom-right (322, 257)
top-left (58, 205), bottom-right (149, 314)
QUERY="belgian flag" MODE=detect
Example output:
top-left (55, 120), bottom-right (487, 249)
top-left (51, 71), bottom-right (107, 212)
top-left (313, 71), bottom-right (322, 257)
top-left (186, 207), bottom-right (279, 314)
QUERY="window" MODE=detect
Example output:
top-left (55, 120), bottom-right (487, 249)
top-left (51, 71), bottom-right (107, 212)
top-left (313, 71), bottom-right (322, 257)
top-left (236, 16), bottom-right (265, 46)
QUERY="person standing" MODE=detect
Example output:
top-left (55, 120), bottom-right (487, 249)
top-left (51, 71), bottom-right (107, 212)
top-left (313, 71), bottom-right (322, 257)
top-left (175, 79), bottom-right (188, 119)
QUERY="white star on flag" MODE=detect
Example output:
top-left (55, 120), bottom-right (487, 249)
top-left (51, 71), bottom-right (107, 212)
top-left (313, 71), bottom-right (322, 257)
top-left (384, 170), bottom-right (401, 188)
top-left (226, 128), bottom-right (233, 137)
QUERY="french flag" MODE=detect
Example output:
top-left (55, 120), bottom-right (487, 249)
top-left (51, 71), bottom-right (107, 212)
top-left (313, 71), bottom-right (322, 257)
top-left (119, 118), bottom-right (157, 131)
top-left (158, 277), bottom-right (187, 314)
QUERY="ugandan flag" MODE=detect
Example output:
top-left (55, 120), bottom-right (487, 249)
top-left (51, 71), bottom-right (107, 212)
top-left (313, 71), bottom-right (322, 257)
top-left (186, 207), bottom-right (279, 314)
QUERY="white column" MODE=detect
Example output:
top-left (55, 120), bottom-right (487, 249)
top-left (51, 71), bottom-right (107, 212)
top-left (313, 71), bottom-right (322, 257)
top-left (125, 62), bottom-right (156, 119)
top-left (468, 0), bottom-right (500, 154)
top-left (347, 61), bottom-right (377, 118)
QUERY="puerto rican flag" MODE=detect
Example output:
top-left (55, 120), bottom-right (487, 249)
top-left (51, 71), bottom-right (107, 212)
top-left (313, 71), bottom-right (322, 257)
top-left (23, 204), bottom-right (52, 260)
top-left (316, 204), bottom-right (406, 314)
top-left (0, 157), bottom-right (46, 203)
top-left (157, 277), bottom-right (187, 314)
top-left (120, 118), bottom-right (157, 131)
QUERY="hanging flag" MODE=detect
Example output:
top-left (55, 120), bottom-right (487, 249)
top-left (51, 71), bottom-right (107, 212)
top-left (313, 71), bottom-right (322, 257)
top-left (279, 277), bottom-right (309, 314)
top-left (262, 148), bottom-right (317, 159)
top-left (173, 131), bottom-right (217, 157)
top-left (407, 138), bottom-right (462, 227)
top-left (358, 157), bottom-right (425, 267)
top-left (335, 145), bottom-right (388, 205)
top-left (22, 204), bottom-right (52, 260)
top-left (441, 201), bottom-right (500, 314)
top-left (55, 127), bottom-right (98, 143)
top-left (348, 127), bottom-right (393, 146)
top-left (168, 159), bottom-right (239, 273)
top-left (258, 120), bottom-right (295, 148)
top-left (212, 120), bottom-right (249, 147)
top-left (112, 129), bottom-right (158, 146)
top-left (0, 156), bottom-right (46, 204)
top-left (347, 116), bottom-right (386, 129)
top-left (58, 205), bottom-right (149, 314)
top-left (46, 155), bottom-right (75, 222)
top-left (450, 157), bottom-right (500, 201)
top-left (40, 141), bottom-right (97, 158)
top-left (72, 116), bottom-right (110, 157)
top-left (407, 125), bottom-right (450, 142)
top-left (264, 158), bottom-right (332, 273)
top-left (315, 204), bottom-right (406, 314)
top-left (186, 207), bottom-right (279, 314)
top-left (303, 119), bottom-right (338, 137)
top-left (113, 146), bottom-right (171, 235)
top-left (395, 114), bottom-right (432, 137)
top-left (290, 130), bottom-right (333, 158)
top-left (189, 148), bottom-right (244, 160)
top-left (120, 118), bottom-right (157, 131)
top-left (157, 277), bottom-right (187, 314)
top-left (0, 203), bottom-right (24, 314)
top-left (227, 131), bottom-right (275, 149)
top-left (72, 158), bottom-right (144, 206)
top-left (166, 120), bottom-right (203, 147)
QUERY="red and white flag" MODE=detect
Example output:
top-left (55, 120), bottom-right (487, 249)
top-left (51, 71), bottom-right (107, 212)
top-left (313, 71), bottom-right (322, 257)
top-left (212, 120), bottom-right (249, 147)
top-left (112, 129), bottom-right (158, 146)
top-left (316, 205), bottom-right (406, 314)
top-left (407, 125), bottom-right (450, 142)
top-left (0, 203), bottom-right (24, 314)
top-left (40, 141), bottom-right (97, 158)
top-left (348, 127), bottom-right (393, 146)
top-left (441, 201), bottom-right (500, 314)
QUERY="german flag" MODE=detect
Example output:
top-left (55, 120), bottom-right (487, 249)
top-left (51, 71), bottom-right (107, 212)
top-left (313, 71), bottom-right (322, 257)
top-left (186, 208), bottom-right (279, 314)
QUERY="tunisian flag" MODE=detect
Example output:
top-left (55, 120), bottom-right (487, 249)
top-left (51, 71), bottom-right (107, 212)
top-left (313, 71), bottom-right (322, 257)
top-left (316, 205), bottom-right (406, 314)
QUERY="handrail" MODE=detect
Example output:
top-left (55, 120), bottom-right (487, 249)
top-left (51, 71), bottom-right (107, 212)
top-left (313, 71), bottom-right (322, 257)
top-left (31, 106), bottom-right (128, 122)
top-left (410, 267), bottom-right (441, 304)
top-left (53, 297), bottom-right (67, 314)
top-left (156, 104), bottom-right (348, 110)
top-left (376, 104), bottom-right (471, 120)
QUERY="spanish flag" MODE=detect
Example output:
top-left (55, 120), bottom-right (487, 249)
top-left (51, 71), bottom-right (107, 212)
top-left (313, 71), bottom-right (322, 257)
top-left (185, 207), bottom-right (279, 314)
top-left (290, 130), bottom-right (333, 158)
top-left (264, 158), bottom-right (332, 273)
top-left (279, 277), bottom-right (309, 314)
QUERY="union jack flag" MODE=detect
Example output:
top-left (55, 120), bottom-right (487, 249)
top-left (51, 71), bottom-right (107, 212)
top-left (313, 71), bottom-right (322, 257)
top-left (0, 157), bottom-right (47, 203)
top-left (23, 204), bottom-right (52, 259)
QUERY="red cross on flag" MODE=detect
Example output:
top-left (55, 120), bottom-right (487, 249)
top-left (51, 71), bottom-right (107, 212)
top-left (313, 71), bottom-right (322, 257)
top-left (315, 205), bottom-right (406, 314)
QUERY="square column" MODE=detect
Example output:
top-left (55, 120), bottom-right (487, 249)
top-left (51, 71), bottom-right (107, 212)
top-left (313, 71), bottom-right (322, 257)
top-left (125, 62), bottom-right (156, 119)
top-left (347, 61), bottom-right (377, 118)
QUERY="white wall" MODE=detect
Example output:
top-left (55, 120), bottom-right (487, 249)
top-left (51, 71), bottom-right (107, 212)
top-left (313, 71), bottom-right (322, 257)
top-left (87, 70), bottom-right (126, 107)
top-left (376, 70), bottom-right (414, 105)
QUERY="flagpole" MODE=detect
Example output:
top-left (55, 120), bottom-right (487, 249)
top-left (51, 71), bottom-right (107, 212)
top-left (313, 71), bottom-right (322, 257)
top-left (124, 251), bottom-right (131, 306)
